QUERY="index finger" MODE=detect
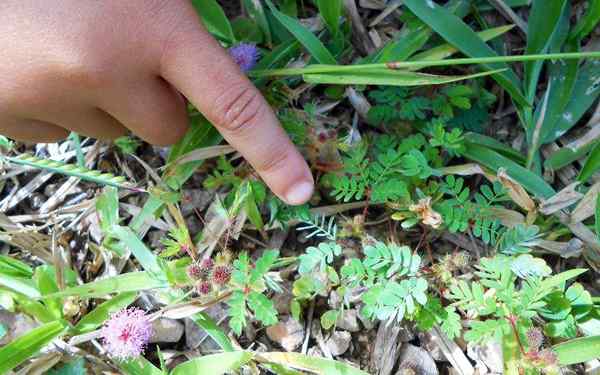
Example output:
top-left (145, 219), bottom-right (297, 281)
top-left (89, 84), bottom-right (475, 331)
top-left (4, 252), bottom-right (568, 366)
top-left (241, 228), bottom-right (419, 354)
top-left (159, 8), bottom-right (313, 205)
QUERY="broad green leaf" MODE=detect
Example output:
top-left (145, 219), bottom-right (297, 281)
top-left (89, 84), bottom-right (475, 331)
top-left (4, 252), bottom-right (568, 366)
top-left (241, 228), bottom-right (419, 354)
top-left (524, 0), bottom-right (568, 98)
top-left (316, 0), bottom-right (343, 36)
top-left (258, 352), bottom-right (368, 375)
top-left (464, 132), bottom-right (526, 163)
top-left (578, 142), bottom-right (600, 182)
top-left (189, 313), bottom-right (234, 352)
top-left (96, 187), bottom-right (120, 233)
top-left (265, 0), bottom-right (337, 64)
top-left (544, 60), bottom-right (600, 143)
top-left (402, 0), bottom-right (528, 107)
top-left (243, 0), bottom-right (272, 46)
top-left (109, 226), bottom-right (161, 275)
top-left (119, 357), bottom-right (164, 375)
top-left (171, 351), bottom-right (253, 375)
top-left (74, 292), bottom-right (137, 333)
top-left (544, 139), bottom-right (599, 170)
top-left (410, 25), bottom-right (514, 63)
top-left (0, 320), bottom-right (67, 374)
top-left (191, 0), bottom-right (235, 43)
top-left (47, 271), bottom-right (168, 299)
top-left (248, 292), bottom-right (278, 326)
top-left (554, 335), bottom-right (600, 365)
top-left (320, 310), bottom-right (339, 330)
top-left (569, 0), bottom-right (600, 41)
top-left (0, 274), bottom-right (40, 298)
top-left (463, 142), bottom-right (555, 199)
top-left (303, 68), bottom-right (504, 87)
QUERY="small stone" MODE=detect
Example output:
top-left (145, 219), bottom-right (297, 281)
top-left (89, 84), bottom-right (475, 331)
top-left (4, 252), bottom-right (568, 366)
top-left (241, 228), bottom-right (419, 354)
top-left (467, 341), bottom-right (503, 374)
top-left (398, 325), bottom-right (415, 342)
top-left (397, 344), bottom-right (438, 375)
top-left (418, 331), bottom-right (444, 361)
top-left (0, 310), bottom-right (38, 346)
top-left (325, 331), bottom-right (352, 356)
top-left (149, 318), bottom-right (184, 343)
top-left (266, 316), bottom-right (305, 352)
top-left (337, 310), bottom-right (360, 332)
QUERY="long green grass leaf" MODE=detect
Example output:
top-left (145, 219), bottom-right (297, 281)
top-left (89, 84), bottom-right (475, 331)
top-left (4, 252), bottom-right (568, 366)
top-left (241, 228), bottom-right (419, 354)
top-left (74, 292), bottom-right (138, 333)
top-left (3, 154), bottom-right (134, 190)
top-left (524, 0), bottom-right (568, 98)
top-left (303, 68), bottom-right (504, 86)
top-left (47, 271), bottom-right (167, 299)
top-left (171, 351), bottom-right (253, 375)
top-left (578, 142), bottom-right (600, 182)
top-left (189, 313), bottom-right (234, 352)
top-left (402, 0), bottom-right (528, 107)
top-left (544, 140), bottom-right (599, 170)
top-left (243, 0), bottom-right (272, 46)
top-left (257, 352), bottom-right (369, 375)
top-left (109, 226), bottom-right (161, 275)
top-left (265, 0), bottom-right (336, 64)
top-left (316, 0), bottom-right (343, 36)
top-left (191, 0), bottom-right (235, 43)
top-left (463, 142), bottom-right (555, 198)
top-left (464, 133), bottom-right (526, 163)
top-left (120, 357), bottom-right (164, 375)
top-left (569, 0), bottom-right (600, 41)
top-left (0, 320), bottom-right (67, 374)
top-left (554, 335), bottom-right (600, 365)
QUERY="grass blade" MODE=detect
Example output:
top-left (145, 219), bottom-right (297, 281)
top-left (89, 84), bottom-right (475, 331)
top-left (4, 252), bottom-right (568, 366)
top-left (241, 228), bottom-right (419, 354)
top-left (188, 313), bottom-right (235, 352)
top-left (191, 0), bottom-right (235, 43)
top-left (464, 132), bottom-right (526, 163)
top-left (316, 0), bottom-right (342, 37)
top-left (544, 140), bottom-right (599, 170)
top-left (171, 351), bottom-right (253, 375)
top-left (523, 0), bottom-right (568, 98)
top-left (553, 335), bottom-right (600, 365)
top-left (578, 142), bottom-right (600, 182)
top-left (74, 292), bottom-right (138, 333)
top-left (402, 0), bottom-right (528, 107)
top-left (303, 68), bottom-right (504, 87)
top-left (109, 226), bottom-right (161, 275)
top-left (243, 0), bottom-right (272, 46)
top-left (264, 0), bottom-right (336, 64)
top-left (120, 357), bottom-right (164, 375)
top-left (463, 142), bottom-right (555, 198)
top-left (0, 320), bottom-right (67, 374)
top-left (257, 352), bottom-right (369, 375)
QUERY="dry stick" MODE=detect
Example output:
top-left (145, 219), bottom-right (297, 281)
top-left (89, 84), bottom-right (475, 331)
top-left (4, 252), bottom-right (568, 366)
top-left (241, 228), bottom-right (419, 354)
top-left (486, 0), bottom-right (528, 35)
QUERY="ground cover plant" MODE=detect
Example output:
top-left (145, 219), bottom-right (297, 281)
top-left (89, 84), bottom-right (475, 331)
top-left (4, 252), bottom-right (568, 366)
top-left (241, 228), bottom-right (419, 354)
top-left (1, 0), bottom-right (600, 374)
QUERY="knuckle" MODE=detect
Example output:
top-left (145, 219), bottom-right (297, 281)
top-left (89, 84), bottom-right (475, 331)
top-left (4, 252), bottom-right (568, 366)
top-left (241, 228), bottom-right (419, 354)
top-left (213, 85), bottom-right (265, 134)
top-left (255, 146), bottom-right (291, 175)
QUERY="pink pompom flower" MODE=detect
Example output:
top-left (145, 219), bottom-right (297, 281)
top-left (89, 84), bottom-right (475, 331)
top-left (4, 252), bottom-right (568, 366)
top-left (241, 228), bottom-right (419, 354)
top-left (228, 43), bottom-right (260, 73)
top-left (101, 308), bottom-right (153, 360)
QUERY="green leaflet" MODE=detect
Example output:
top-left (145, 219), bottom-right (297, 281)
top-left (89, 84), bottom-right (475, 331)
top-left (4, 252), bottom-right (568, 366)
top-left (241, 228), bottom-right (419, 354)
top-left (109, 226), bottom-right (162, 275)
top-left (119, 357), bottom-right (164, 375)
top-left (0, 320), bottom-right (68, 374)
top-left (3, 154), bottom-right (133, 190)
top-left (303, 68), bottom-right (505, 87)
top-left (264, 0), bottom-right (336, 65)
top-left (171, 351), bottom-right (253, 375)
top-left (402, 0), bottom-right (528, 107)
top-left (191, 0), bottom-right (235, 43)
top-left (188, 313), bottom-right (234, 352)
top-left (553, 335), bottom-right (600, 365)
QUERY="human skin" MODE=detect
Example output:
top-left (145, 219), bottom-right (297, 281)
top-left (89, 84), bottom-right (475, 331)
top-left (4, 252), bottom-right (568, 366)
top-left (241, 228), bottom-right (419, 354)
top-left (0, 1), bottom-right (314, 205)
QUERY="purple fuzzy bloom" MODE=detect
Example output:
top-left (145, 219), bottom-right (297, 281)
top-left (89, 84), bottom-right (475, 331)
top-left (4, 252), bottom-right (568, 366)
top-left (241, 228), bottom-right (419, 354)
top-left (101, 308), bottom-right (153, 360)
top-left (228, 43), bottom-right (260, 72)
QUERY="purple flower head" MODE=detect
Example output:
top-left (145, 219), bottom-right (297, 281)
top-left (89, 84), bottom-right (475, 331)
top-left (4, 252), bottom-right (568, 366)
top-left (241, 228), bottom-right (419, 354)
top-left (228, 43), bottom-right (260, 73)
top-left (101, 308), bottom-right (153, 360)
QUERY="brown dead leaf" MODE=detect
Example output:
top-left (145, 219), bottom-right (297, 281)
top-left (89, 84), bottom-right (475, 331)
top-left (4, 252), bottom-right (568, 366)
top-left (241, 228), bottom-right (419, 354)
top-left (571, 181), bottom-right (600, 223)
top-left (497, 168), bottom-right (536, 212)
top-left (539, 182), bottom-right (582, 215)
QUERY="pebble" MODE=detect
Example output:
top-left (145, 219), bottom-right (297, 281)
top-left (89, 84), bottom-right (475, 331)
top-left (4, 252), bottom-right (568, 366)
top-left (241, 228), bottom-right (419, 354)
top-left (467, 341), bottom-right (503, 374)
top-left (325, 331), bottom-right (352, 356)
top-left (266, 316), bottom-right (305, 352)
top-left (337, 310), bottom-right (360, 332)
top-left (397, 344), bottom-right (438, 375)
top-left (149, 318), bottom-right (184, 343)
top-left (0, 310), bottom-right (38, 346)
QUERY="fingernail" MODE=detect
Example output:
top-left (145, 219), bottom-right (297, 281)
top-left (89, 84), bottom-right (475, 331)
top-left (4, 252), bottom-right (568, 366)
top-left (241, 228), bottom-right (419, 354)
top-left (285, 181), bottom-right (314, 205)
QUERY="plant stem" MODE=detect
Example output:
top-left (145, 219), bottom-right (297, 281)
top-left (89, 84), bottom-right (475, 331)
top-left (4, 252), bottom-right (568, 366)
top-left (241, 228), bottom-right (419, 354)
top-left (252, 51), bottom-right (600, 77)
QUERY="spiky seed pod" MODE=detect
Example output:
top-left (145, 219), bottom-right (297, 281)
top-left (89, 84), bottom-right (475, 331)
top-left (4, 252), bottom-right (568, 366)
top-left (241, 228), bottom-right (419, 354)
top-left (199, 258), bottom-right (215, 280)
top-left (526, 328), bottom-right (544, 351)
top-left (212, 264), bottom-right (232, 286)
top-left (186, 263), bottom-right (202, 280)
top-left (196, 280), bottom-right (212, 295)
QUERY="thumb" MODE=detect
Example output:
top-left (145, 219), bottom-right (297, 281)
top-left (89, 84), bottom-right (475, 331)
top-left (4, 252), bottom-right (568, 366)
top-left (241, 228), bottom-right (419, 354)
top-left (159, 5), bottom-right (313, 205)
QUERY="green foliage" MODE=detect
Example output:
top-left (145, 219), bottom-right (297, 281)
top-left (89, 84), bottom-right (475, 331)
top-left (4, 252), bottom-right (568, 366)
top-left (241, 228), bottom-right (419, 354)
top-left (227, 250), bottom-right (280, 335)
top-left (298, 242), bottom-right (342, 274)
top-left (160, 226), bottom-right (191, 258)
top-left (296, 214), bottom-right (338, 241)
top-left (114, 136), bottom-right (141, 155)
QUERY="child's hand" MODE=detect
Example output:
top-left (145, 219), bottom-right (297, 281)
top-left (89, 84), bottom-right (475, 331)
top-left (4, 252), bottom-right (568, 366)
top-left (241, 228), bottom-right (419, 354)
top-left (0, 1), bottom-right (313, 205)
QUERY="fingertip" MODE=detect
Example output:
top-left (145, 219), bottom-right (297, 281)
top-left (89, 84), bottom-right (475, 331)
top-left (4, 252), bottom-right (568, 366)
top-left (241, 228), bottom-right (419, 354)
top-left (283, 179), bottom-right (314, 205)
